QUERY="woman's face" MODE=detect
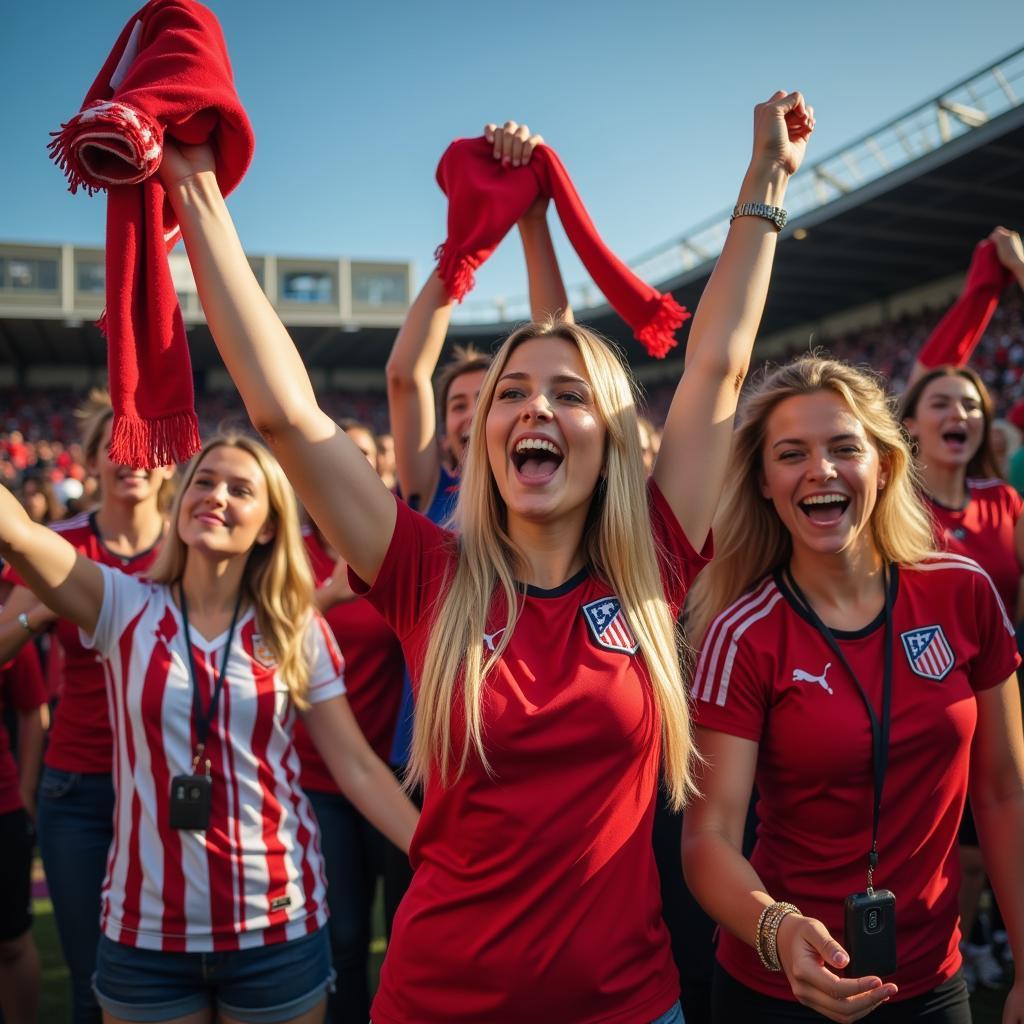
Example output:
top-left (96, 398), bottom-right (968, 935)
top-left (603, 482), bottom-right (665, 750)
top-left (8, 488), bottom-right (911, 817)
top-left (761, 391), bottom-right (887, 563)
top-left (445, 369), bottom-right (488, 468)
top-left (91, 418), bottom-right (175, 510)
top-left (485, 337), bottom-right (606, 529)
top-left (177, 446), bottom-right (274, 559)
top-left (903, 374), bottom-right (985, 472)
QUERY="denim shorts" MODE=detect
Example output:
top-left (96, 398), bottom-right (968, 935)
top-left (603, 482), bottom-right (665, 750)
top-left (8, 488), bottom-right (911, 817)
top-left (93, 926), bottom-right (334, 1023)
top-left (651, 1002), bottom-right (685, 1024)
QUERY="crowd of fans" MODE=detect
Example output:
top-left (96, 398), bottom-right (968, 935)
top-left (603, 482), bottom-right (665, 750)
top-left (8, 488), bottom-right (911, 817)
top-left (6, 284), bottom-right (1024, 522)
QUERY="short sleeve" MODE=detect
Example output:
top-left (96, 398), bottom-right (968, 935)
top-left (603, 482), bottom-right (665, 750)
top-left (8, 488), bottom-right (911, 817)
top-left (689, 607), bottom-right (770, 744)
top-left (648, 478), bottom-right (714, 616)
top-left (80, 564), bottom-right (155, 658)
top-left (347, 495), bottom-right (455, 640)
top-left (5, 644), bottom-right (46, 712)
top-left (967, 568), bottom-right (1021, 691)
top-left (303, 614), bottom-right (346, 705)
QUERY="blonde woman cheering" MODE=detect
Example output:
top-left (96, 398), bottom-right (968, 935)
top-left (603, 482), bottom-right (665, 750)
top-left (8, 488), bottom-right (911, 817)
top-left (683, 359), bottom-right (1024, 1023)
top-left (158, 91), bottom-right (813, 1023)
top-left (0, 434), bottom-right (417, 1024)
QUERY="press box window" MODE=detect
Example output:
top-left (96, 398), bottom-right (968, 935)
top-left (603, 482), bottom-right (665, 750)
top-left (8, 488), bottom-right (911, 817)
top-left (0, 257), bottom-right (58, 292)
top-left (282, 271), bottom-right (333, 304)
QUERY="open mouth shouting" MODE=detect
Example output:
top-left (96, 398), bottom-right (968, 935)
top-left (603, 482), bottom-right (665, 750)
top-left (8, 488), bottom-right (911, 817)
top-left (510, 435), bottom-right (565, 485)
top-left (941, 427), bottom-right (968, 452)
top-left (798, 492), bottom-right (850, 527)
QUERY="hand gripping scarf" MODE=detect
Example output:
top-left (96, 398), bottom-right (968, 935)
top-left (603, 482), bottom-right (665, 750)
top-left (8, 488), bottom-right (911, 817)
top-left (434, 137), bottom-right (689, 358)
top-left (917, 239), bottom-right (1012, 369)
top-left (49, 0), bottom-right (254, 468)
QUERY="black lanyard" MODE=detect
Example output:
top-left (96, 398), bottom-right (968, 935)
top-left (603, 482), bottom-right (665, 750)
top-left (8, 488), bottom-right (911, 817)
top-left (785, 565), bottom-right (894, 892)
top-left (178, 583), bottom-right (243, 773)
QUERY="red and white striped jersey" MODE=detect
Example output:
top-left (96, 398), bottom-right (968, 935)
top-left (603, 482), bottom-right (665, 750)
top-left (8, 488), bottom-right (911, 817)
top-left (84, 565), bottom-right (345, 952)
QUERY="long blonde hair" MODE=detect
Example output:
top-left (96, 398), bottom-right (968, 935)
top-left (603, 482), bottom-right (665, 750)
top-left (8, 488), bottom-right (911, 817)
top-left (148, 434), bottom-right (316, 706)
top-left (409, 320), bottom-right (697, 809)
top-left (687, 357), bottom-right (935, 646)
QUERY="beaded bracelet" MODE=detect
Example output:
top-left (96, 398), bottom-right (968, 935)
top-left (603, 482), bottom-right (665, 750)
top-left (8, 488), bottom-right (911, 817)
top-left (756, 901), bottom-right (801, 971)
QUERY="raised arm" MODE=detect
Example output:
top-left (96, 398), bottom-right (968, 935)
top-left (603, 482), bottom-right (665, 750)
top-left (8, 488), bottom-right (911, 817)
top-left (0, 486), bottom-right (103, 635)
top-left (483, 121), bottom-right (574, 324)
top-left (385, 272), bottom-right (455, 508)
top-left (683, 728), bottom-right (897, 1022)
top-left (905, 228), bottom-right (1015, 389)
top-left (160, 144), bottom-right (396, 584)
top-left (653, 92), bottom-right (813, 548)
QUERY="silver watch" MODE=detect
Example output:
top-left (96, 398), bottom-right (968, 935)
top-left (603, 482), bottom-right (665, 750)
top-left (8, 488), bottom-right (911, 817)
top-left (17, 612), bottom-right (34, 634)
top-left (731, 201), bottom-right (787, 231)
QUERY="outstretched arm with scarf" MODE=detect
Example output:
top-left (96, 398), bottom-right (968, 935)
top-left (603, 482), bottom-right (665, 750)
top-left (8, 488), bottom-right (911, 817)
top-left (386, 120), bottom-right (570, 513)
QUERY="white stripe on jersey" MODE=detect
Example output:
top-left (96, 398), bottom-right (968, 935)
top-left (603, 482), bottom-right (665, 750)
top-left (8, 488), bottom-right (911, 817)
top-left (49, 511), bottom-right (92, 534)
top-left (89, 567), bottom-right (342, 951)
top-left (965, 478), bottom-right (1007, 490)
top-left (912, 554), bottom-right (1016, 637)
top-left (693, 578), bottom-right (783, 707)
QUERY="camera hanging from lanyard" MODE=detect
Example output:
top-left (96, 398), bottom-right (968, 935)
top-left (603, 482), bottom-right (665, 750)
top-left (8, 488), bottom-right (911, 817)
top-left (787, 567), bottom-right (898, 979)
top-left (169, 583), bottom-right (243, 832)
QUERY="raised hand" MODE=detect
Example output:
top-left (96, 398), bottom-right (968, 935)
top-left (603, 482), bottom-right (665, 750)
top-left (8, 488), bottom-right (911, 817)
top-left (752, 91), bottom-right (815, 178)
top-left (158, 138), bottom-right (217, 191)
top-left (777, 913), bottom-right (897, 1022)
top-left (484, 120), bottom-right (544, 168)
top-left (990, 226), bottom-right (1024, 273)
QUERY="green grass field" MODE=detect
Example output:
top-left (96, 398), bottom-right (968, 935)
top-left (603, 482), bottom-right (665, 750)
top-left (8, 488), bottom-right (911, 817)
top-left (31, 895), bottom-right (1011, 1022)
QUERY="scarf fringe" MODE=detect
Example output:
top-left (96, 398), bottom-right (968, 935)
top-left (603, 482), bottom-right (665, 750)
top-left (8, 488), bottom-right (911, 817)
top-left (48, 124), bottom-right (100, 196)
top-left (635, 294), bottom-right (690, 359)
top-left (108, 410), bottom-right (201, 469)
top-left (434, 243), bottom-right (477, 303)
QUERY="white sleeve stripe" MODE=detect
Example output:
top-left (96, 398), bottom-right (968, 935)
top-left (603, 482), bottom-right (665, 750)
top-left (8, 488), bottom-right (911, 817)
top-left (693, 578), bottom-right (777, 702)
top-left (913, 559), bottom-right (1015, 637)
top-left (49, 512), bottom-right (92, 533)
top-left (716, 591), bottom-right (785, 707)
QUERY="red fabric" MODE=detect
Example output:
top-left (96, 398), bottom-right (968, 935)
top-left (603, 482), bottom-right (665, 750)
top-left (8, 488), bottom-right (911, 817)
top-left (916, 240), bottom-right (1012, 370)
top-left (435, 137), bottom-right (689, 358)
top-left (292, 529), bottom-right (404, 781)
top-left (49, 0), bottom-right (254, 468)
top-left (0, 646), bottom-right (47, 815)
top-left (352, 482), bottom-right (711, 1024)
top-left (5, 512), bottom-right (162, 774)
top-left (692, 561), bottom-right (1019, 1003)
top-left (926, 478), bottom-right (1023, 620)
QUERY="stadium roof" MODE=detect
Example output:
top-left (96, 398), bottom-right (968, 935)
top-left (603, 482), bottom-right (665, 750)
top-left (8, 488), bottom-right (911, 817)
top-left (3, 46), bottom-right (1024, 382)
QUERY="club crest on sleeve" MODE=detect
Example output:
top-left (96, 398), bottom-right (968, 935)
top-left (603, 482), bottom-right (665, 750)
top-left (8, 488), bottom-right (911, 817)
top-left (900, 625), bottom-right (954, 681)
top-left (582, 597), bottom-right (639, 655)
top-left (250, 633), bottom-right (277, 668)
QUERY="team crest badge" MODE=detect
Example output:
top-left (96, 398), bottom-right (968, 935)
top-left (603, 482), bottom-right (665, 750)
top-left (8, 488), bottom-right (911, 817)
top-left (900, 625), bottom-right (954, 681)
top-left (250, 634), bottom-right (277, 668)
top-left (582, 597), bottom-right (639, 655)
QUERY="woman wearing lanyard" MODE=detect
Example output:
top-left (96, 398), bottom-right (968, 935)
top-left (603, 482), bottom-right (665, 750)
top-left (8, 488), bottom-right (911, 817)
top-left (683, 358), bottom-right (1024, 1023)
top-left (0, 432), bottom-right (418, 1024)
top-left (0, 390), bottom-right (174, 1024)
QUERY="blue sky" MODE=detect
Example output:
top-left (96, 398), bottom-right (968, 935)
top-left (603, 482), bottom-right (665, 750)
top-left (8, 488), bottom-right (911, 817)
top-left (2, 1), bottom-right (1021, 313)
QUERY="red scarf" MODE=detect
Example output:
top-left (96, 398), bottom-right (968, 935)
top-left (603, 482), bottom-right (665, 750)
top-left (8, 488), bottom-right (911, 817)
top-left (435, 137), bottom-right (689, 358)
top-left (49, 0), bottom-right (253, 468)
top-left (917, 240), bottom-right (1011, 369)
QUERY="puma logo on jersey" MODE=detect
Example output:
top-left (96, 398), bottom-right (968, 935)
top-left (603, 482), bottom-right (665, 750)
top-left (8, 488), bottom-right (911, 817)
top-left (792, 662), bottom-right (833, 694)
top-left (482, 627), bottom-right (507, 652)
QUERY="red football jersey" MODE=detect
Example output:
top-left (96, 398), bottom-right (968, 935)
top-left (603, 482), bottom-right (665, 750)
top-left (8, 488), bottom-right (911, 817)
top-left (692, 555), bottom-right (1020, 1002)
top-left (291, 528), bottom-right (404, 786)
top-left (0, 644), bottom-right (47, 814)
top-left (354, 481), bottom-right (711, 1024)
top-left (7, 511), bottom-right (163, 774)
top-left (925, 478), bottom-right (1022, 619)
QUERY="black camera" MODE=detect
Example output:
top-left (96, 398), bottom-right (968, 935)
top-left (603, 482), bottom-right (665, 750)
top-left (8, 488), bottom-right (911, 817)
top-left (843, 889), bottom-right (897, 978)
top-left (169, 773), bottom-right (212, 831)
